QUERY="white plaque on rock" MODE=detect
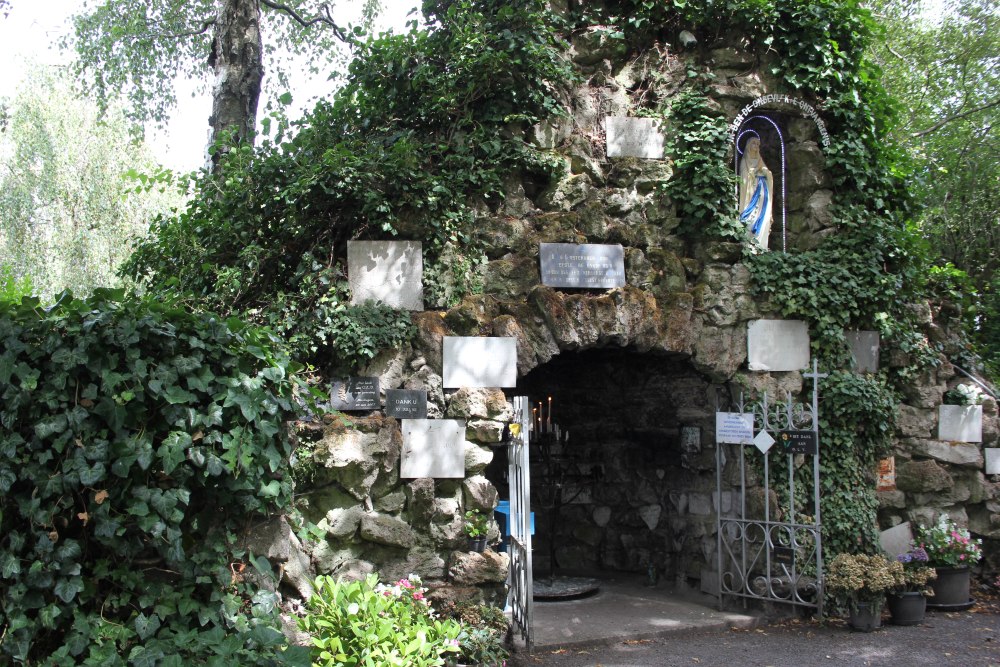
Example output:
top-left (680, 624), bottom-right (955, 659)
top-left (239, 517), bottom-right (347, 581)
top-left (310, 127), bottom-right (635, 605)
top-left (986, 448), bottom-right (1000, 475)
top-left (846, 330), bottom-right (879, 373)
top-left (442, 337), bottom-right (517, 388)
top-left (347, 240), bottom-right (423, 310)
top-left (604, 117), bottom-right (664, 159)
top-left (937, 404), bottom-right (983, 443)
top-left (715, 412), bottom-right (754, 444)
top-left (400, 419), bottom-right (465, 478)
top-left (747, 320), bottom-right (810, 372)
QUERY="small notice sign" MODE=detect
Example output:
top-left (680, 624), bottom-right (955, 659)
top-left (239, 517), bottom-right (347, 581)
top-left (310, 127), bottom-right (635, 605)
top-left (772, 546), bottom-right (795, 566)
top-left (716, 412), bottom-right (754, 444)
top-left (385, 389), bottom-right (427, 419)
top-left (539, 243), bottom-right (626, 289)
top-left (778, 430), bottom-right (818, 455)
top-left (331, 377), bottom-right (379, 411)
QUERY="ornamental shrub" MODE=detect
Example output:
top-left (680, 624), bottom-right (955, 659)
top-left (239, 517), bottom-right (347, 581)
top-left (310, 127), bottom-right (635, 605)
top-left (916, 515), bottom-right (984, 568)
top-left (299, 574), bottom-right (463, 667)
top-left (0, 290), bottom-right (311, 664)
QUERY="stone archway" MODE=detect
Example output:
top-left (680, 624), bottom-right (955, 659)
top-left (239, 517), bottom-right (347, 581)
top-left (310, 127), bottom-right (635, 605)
top-left (486, 347), bottom-right (719, 587)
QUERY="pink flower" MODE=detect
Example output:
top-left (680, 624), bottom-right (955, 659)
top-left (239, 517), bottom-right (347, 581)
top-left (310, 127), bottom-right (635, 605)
top-left (960, 554), bottom-right (966, 560)
top-left (413, 592), bottom-right (424, 600)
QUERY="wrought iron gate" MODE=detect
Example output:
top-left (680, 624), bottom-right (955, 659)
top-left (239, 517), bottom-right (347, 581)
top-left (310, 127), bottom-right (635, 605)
top-left (507, 396), bottom-right (533, 649)
top-left (716, 362), bottom-right (825, 616)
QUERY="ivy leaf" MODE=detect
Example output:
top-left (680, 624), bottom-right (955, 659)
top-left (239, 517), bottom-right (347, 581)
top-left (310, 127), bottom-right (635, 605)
top-left (54, 576), bottom-right (84, 603)
top-left (134, 612), bottom-right (161, 640)
top-left (162, 385), bottom-right (196, 405)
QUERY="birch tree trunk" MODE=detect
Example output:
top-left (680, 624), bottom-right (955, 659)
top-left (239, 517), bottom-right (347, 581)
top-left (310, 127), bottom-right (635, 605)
top-left (208, 0), bottom-right (263, 172)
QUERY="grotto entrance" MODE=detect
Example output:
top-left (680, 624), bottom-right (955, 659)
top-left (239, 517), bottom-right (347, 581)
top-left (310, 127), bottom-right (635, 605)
top-left (488, 347), bottom-right (720, 591)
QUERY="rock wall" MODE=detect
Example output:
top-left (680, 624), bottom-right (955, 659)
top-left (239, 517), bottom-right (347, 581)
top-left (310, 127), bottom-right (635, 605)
top-left (878, 302), bottom-right (1000, 569)
top-left (283, 23), bottom-right (998, 602)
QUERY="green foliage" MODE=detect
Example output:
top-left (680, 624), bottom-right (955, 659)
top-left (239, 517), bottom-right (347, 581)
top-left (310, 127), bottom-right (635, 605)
top-left (65, 0), bottom-right (378, 128)
top-left (0, 290), bottom-right (312, 664)
top-left (662, 89), bottom-right (743, 241)
top-left (870, 0), bottom-right (999, 373)
top-left (0, 65), bottom-right (185, 302)
top-left (299, 574), bottom-right (462, 667)
top-left (444, 602), bottom-right (510, 667)
top-left (816, 372), bottom-right (898, 556)
top-left (122, 0), bottom-right (573, 366)
top-left (463, 509), bottom-right (489, 538)
top-left (0, 266), bottom-right (33, 305)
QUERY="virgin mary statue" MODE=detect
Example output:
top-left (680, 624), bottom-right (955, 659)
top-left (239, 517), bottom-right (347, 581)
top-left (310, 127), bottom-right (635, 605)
top-left (738, 137), bottom-right (773, 249)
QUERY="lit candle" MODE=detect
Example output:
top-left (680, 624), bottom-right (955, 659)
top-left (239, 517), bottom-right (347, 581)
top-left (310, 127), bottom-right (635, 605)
top-left (547, 396), bottom-right (552, 430)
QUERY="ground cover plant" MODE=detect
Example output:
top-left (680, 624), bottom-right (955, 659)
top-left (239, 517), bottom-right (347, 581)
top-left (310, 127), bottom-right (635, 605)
top-left (0, 290), bottom-right (313, 664)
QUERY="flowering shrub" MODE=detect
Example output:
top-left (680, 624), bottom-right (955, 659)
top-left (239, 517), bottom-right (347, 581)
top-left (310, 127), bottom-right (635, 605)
top-left (826, 553), bottom-right (902, 606)
top-left (299, 574), bottom-right (462, 667)
top-left (891, 547), bottom-right (937, 593)
top-left (916, 515), bottom-right (983, 567)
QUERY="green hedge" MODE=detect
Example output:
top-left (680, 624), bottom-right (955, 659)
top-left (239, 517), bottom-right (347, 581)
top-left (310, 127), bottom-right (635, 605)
top-left (0, 291), bottom-right (310, 665)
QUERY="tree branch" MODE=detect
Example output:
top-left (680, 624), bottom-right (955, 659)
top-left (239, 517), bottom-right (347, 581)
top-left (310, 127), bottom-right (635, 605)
top-left (156, 18), bottom-right (216, 40)
top-left (912, 98), bottom-right (1000, 138)
top-left (260, 0), bottom-right (350, 43)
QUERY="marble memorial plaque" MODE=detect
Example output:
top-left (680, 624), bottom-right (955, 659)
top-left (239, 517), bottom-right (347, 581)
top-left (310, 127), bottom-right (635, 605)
top-left (331, 377), bottom-right (379, 411)
top-left (715, 412), bottom-right (754, 444)
top-left (846, 330), bottom-right (880, 373)
top-left (400, 419), bottom-right (465, 478)
top-left (747, 320), bottom-right (810, 372)
top-left (879, 522), bottom-right (913, 558)
top-left (347, 240), bottom-right (423, 310)
top-left (938, 404), bottom-right (983, 442)
top-left (604, 117), bottom-right (664, 159)
top-left (986, 448), bottom-right (1000, 475)
top-left (539, 243), bottom-right (626, 289)
top-left (443, 336), bottom-right (517, 388)
top-left (385, 389), bottom-right (427, 419)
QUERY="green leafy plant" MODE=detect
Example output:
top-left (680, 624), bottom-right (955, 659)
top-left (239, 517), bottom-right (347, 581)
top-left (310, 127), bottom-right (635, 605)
top-left (121, 0), bottom-right (574, 367)
top-left (445, 602), bottom-right (510, 667)
top-left (916, 515), bottom-right (984, 568)
top-left (463, 509), bottom-right (489, 539)
top-left (298, 574), bottom-right (462, 667)
top-left (0, 290), bottom-right (313, 664)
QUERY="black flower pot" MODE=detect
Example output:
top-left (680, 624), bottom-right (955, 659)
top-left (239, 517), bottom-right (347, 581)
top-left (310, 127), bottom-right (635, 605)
top-left (468, 536), bottom-right (487, 553)
top-left (848, 600), bottom-right (882, 632)
top-left (928, 566), bottom-right (970, 608)
top-left (887, 592), bottom-right (926, 625)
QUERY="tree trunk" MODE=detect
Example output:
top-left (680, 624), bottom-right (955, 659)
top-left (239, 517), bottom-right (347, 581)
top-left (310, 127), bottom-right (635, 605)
top-left (208, 0), bottom-right (263, 173)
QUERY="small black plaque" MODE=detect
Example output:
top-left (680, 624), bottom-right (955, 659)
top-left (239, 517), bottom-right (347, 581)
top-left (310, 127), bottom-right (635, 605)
top-left (331, 377), bottom-right (379, 411)
top-left (385, 389), bottom-right (427, 419)
top-left (778, 430), bottom-right (818, 455)
top-left (539, 243), bottom-right (626, 289)
top-left (772, 546), bottom-right (795, 566)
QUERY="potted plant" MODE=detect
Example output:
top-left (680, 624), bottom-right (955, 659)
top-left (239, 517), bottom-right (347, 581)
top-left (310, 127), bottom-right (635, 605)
top-left (826, 552), bottom-right (900, 631)
top-left (886, 546), bottom-right (937, 625)
top-left (916, 514), bottom-right (983, 608)
top-left (464, 509), bottom-right (489, 553)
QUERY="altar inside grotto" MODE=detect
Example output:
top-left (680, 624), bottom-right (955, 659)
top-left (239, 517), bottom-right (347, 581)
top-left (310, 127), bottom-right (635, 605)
top-left (486, 347), bottom-right (723, 587)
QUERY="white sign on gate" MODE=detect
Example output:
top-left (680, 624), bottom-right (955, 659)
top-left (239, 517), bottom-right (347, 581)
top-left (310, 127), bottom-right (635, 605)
top-left (716, 412), bottom-right (754, 444)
